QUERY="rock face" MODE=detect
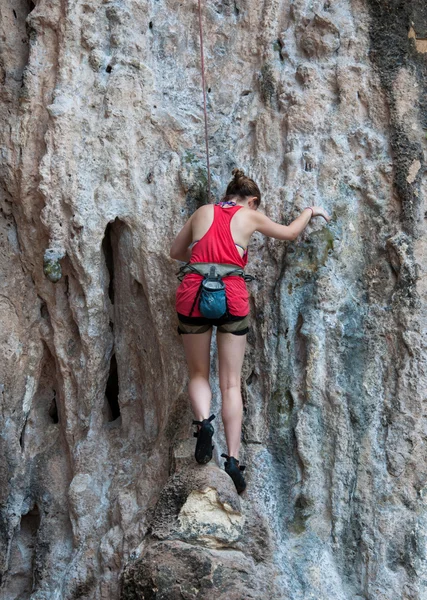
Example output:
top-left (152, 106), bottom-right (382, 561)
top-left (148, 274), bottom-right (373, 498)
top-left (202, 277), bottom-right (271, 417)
top-left (0, 0), bottom-right (426, 599)
top-left (120, 463), bottom-right (276, 599)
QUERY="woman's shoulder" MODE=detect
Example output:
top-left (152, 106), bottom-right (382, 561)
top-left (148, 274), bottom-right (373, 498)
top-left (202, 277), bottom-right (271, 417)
top-left (190, 204), bottom-right (214, 227)
top-left (197, 204), bottom-right (214, 213)
top-left (235, 205), bottom-right (259, 222)
top-left (192, 203), bottom-right (214, 218)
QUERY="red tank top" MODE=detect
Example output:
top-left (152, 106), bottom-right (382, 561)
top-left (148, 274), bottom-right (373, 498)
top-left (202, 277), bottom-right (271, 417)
top-left (175, 205), bottom-right (250, 317)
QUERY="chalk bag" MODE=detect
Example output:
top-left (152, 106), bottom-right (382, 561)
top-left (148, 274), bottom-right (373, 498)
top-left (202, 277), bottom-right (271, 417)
top-left (199, 266), bottom-right (227, 319)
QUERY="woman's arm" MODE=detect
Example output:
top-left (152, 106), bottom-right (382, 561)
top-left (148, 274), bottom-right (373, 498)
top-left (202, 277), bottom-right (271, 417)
top-left (170, 215), bottom-right (194, 262)
top-left (254, 206), bottom-right (330, 241)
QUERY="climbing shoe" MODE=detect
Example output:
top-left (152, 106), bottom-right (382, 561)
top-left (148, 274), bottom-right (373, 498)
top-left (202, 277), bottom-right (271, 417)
top-left (193, 414), bottom-right (215, 464)
top-left (221, 453), bottom-right (246, 494)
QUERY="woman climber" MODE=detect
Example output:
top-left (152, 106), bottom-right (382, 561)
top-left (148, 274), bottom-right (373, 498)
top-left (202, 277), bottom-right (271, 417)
top-left (170, 169), bottom-right (330, 493)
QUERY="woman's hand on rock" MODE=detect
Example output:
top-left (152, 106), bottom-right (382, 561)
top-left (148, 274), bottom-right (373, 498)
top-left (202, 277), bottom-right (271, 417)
top-left (311, 206), bottom-right (331, 222)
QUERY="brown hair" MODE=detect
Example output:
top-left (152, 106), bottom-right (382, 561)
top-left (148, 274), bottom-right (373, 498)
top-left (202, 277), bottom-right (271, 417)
top-left (223, 168), bottom-right (261, 208)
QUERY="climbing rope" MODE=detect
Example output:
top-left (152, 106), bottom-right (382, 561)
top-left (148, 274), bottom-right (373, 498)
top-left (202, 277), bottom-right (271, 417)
top-left (197, 0), bottom-right (211, 202)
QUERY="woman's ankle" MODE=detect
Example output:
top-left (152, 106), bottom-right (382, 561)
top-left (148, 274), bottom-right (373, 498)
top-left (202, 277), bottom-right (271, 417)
top-left (227, 449), bottom-right (239, 460)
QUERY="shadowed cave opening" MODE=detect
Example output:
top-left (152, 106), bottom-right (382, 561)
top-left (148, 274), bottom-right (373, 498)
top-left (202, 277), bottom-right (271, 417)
top-left (49, 392), bottom-right (59, 424)
top-left (14, 2), bottom-right (36, 21)
top-left (11, 1), bottom-right (36, 82)
top-left (101, 218), bottom-right (133, 425)
top-left (102, 221), bottom-right (115, 304)
top-left (19, 419), bottom-right (27, 449)
top-left (105, 353), bottom-right (120, 422)
top-left (20, 346), bottom-right (61, 449)
top-left (5, 504), bottom-right (40, 598)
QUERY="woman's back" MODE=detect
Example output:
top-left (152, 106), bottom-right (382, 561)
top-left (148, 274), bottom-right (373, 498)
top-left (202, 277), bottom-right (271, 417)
top-left (190, 203), bottom-right (255, 260)
top-left (176, 203), bottom-right (251, 318)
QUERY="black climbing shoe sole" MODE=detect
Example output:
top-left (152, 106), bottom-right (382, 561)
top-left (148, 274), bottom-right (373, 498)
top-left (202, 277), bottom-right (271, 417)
top-left (193, 415), bottom-right (215, 464)
top-left (221, 453), bottom-right (246, 494)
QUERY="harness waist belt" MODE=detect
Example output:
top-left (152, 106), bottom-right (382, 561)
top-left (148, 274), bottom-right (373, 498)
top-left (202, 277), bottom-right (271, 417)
top-left (177, 262), bottom-right (254, 282)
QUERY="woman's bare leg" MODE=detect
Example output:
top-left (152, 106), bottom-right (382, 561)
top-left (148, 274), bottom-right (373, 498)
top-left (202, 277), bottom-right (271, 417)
top-left (217, 332), bottom-right (247, 459)
top-left (181, 329), bottom-right (213, 420)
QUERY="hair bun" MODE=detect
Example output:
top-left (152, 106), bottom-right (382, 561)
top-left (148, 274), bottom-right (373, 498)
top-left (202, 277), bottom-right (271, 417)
top-left (232, 168), bottom-right (245, 180)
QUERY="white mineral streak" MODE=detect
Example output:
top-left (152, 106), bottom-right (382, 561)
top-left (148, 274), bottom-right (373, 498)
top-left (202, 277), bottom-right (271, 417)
top-left (22, 376), bottom-right (37, 414)
top-left (0, 0), bottom-right (426, 598)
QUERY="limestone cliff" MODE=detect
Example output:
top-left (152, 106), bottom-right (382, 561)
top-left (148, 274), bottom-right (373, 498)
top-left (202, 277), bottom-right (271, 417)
top-left (0, 0), bottom-right (426, 598)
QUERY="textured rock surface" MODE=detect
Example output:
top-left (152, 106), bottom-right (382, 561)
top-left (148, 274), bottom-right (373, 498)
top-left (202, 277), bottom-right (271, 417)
top-left (0, 0), bottom-right (426, 598)
top-left (120, 463), bottom-right (275, 599)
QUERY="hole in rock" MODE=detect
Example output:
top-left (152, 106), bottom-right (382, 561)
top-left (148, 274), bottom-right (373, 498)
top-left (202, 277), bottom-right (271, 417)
top-left (49, 393), bottom-right (59, 423)
top-left (285, 390), bottom-right (294, 412)
top-left (19, 418), bottom-right (27, 449)
top-left (105, 353), bottom-right (120, 422)
top-left (208, 87), bottom-right (211, 93)
top-left (149, 21), bottom-right (153, 29)
top-left (294, 313), bottom-right (308, 390)
top-left (106, 64), bottom-right (112, 73)
top-left (295, 494), bottom-right (310, 510)
top-left (102, 221), bottom-right (115, 304)
top-left (246, 370), bottom-right (255, 386)
top-left (276, 38), bottom-right (284, 61)
top-left (40, 301), bottom-right (49, 319)
top-left (13, 9), bottom-right (17, 18)
top-left (5, 504), bottom-right (40, 597)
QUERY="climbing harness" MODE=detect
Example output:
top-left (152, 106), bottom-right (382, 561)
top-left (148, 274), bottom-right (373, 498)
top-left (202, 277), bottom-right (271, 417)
top-left (197, 0), bottom-right (211, 201)
top-left (177, 262), bottom-right (255, 319)
top-left (177, 262), bottom-right (252, 281)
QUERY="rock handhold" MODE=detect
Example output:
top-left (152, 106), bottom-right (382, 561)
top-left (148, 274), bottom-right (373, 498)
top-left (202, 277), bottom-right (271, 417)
top-left (179, 151), bottom-right (211, 211)
top-left (43, 248), bottom-right (65, 283)
top-left (298, 14), bottom-right (340, 58)
top-left (386, 232), bottom-right (419, 306)
top-left (149, 462), bottom-right (242, 545)
top-left (121, 463), bottom-right (277, 599)
top-left (121, 540), bottom-right (272, 600)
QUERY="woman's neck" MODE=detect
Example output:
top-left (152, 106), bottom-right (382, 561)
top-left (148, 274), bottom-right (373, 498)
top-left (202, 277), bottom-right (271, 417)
top-left (227, 196), bottom-right (247, 207)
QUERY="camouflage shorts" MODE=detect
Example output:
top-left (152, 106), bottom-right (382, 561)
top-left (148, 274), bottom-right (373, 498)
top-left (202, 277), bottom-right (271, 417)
top-left (177, 313), bottom-right (249, 336)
